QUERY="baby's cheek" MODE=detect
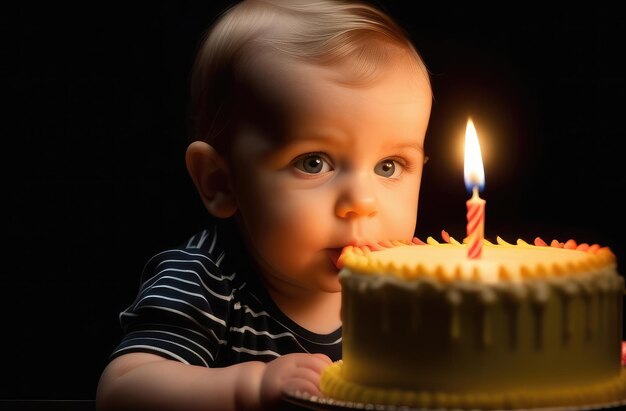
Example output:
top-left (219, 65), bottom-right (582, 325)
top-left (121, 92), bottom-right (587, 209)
top-left (257, 199), bottom-right (319, 238)
top-left (380, 198), bottom-right (418, 238)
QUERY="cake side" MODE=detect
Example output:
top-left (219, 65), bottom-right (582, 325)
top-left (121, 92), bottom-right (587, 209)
top-left (326, 234), bottom-right (625, 408)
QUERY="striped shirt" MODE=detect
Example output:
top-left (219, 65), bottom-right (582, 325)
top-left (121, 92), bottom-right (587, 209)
top-left (110, 221), bottom-right (342, 367)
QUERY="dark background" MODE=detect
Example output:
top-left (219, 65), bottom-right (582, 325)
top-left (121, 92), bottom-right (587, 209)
top-left (3, 1), bottom-right (625, 401)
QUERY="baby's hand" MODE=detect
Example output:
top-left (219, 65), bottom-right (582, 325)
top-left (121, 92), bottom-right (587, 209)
top-left (260, 353), bottom-right (332, 407)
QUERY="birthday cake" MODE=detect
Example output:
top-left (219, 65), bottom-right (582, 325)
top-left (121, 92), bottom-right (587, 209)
top-left (321, 232), bottom-right (626, 409)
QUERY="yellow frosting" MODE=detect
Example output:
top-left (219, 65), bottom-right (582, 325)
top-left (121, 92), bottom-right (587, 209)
top-left (323, 236), bottom-right (625, 409)
top-left (338, 236), bottom-right (616, 283)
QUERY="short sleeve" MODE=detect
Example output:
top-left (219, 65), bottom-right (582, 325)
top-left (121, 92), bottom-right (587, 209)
top-left (110, 246), bottom-right (235, 367)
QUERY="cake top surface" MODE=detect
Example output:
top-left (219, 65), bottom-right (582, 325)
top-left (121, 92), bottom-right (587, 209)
top-left (338, 231), bottom-right (617, 284)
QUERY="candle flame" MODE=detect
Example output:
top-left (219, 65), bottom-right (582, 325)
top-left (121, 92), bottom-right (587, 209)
top-left (464, 118), bottom-right (485, 192)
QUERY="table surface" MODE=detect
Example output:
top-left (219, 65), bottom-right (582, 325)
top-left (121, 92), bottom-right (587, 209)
top-left (279, 392), bottom-right (626, 411)
top-left (4, 397), bottom-right (626, 411)
top-left (0, 400), bottom-right (96, 410)
top-left (0, 397), bottom-right (313, 411)
top-left (0, 398), bottom-right (310, 411)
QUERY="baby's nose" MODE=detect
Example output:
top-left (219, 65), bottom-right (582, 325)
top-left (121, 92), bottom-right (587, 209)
top-left (334, 178), bottom-right (378, 219)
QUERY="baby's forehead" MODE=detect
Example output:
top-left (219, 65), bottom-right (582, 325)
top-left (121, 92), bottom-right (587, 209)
top-left (235, 47), bottom-right (428, 115)
top-left (230, 49), bottom-right (430, 149)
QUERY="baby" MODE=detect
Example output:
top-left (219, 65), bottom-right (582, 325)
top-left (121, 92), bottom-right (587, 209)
top-left (96, 1), bottom-right (432, 410)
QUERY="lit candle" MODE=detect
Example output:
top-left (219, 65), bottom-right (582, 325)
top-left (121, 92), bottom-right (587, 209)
top-left (464, 118), bottom-right (485, 259)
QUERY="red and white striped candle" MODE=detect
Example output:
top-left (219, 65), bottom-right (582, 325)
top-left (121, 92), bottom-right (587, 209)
top-left (463, 119), bottom-right (485, 259)
top-left (466, 187), bottom-right (485, 259)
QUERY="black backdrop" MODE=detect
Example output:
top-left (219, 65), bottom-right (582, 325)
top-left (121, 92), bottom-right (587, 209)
top-left (4, 1), bottom-right (625, 400)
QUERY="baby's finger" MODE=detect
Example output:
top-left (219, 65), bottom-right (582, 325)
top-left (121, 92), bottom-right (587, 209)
top-left (282, 377), bottom-right (323, 398)
top-left (296, 355), bottom-right (332, 374)
top-left (290, 365), bottom-right (324, 385)
top-left (312, 353), bottom-right (333, 364)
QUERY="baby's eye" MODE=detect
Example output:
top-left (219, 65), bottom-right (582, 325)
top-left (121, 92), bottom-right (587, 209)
top-left (374, 159), bottom-right (402, 178)
top-left (293, 153), bottom-right (333, 174)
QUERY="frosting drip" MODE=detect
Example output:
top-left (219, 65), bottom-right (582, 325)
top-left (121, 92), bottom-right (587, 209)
top-left (340, 269), bottom-right (623, 343)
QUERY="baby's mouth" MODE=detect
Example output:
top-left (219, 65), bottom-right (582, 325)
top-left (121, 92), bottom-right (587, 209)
top-left (327, 241), bottom-right (381, 270)
top-left (327, 248), bottom-right (345, 270)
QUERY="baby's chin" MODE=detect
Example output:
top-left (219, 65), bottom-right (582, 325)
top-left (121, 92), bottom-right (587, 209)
top-left (258, 257), bottom-right (342, 293)
top-left (316, 275), bottom-right (342, 294)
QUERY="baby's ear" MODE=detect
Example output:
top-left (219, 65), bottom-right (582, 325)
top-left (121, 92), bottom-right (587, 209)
top-left (185, 141), bottom-right (237, 218)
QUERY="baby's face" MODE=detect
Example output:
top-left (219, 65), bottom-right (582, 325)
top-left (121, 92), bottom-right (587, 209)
top-left (228, 52), bottom-right (431, 295)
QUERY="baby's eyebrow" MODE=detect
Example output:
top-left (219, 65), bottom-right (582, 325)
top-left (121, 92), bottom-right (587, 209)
top-left (387, 142), bottom-right (428, 164)
top-left (283, 131), bottom-right (346, 144)
top-left (272, 133), bottom-right (348, 152)
top-left (390, 142), bottom-right (424, 153)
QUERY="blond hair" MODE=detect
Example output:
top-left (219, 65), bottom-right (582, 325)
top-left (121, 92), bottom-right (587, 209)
top-left (189, 0), bottom-right (430, 151)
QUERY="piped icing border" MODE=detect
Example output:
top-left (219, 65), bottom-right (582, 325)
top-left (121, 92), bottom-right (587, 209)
top-left (337, 230), bottom-right (617, 283)
top-left (321, 361), bottom-right (626, 410)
